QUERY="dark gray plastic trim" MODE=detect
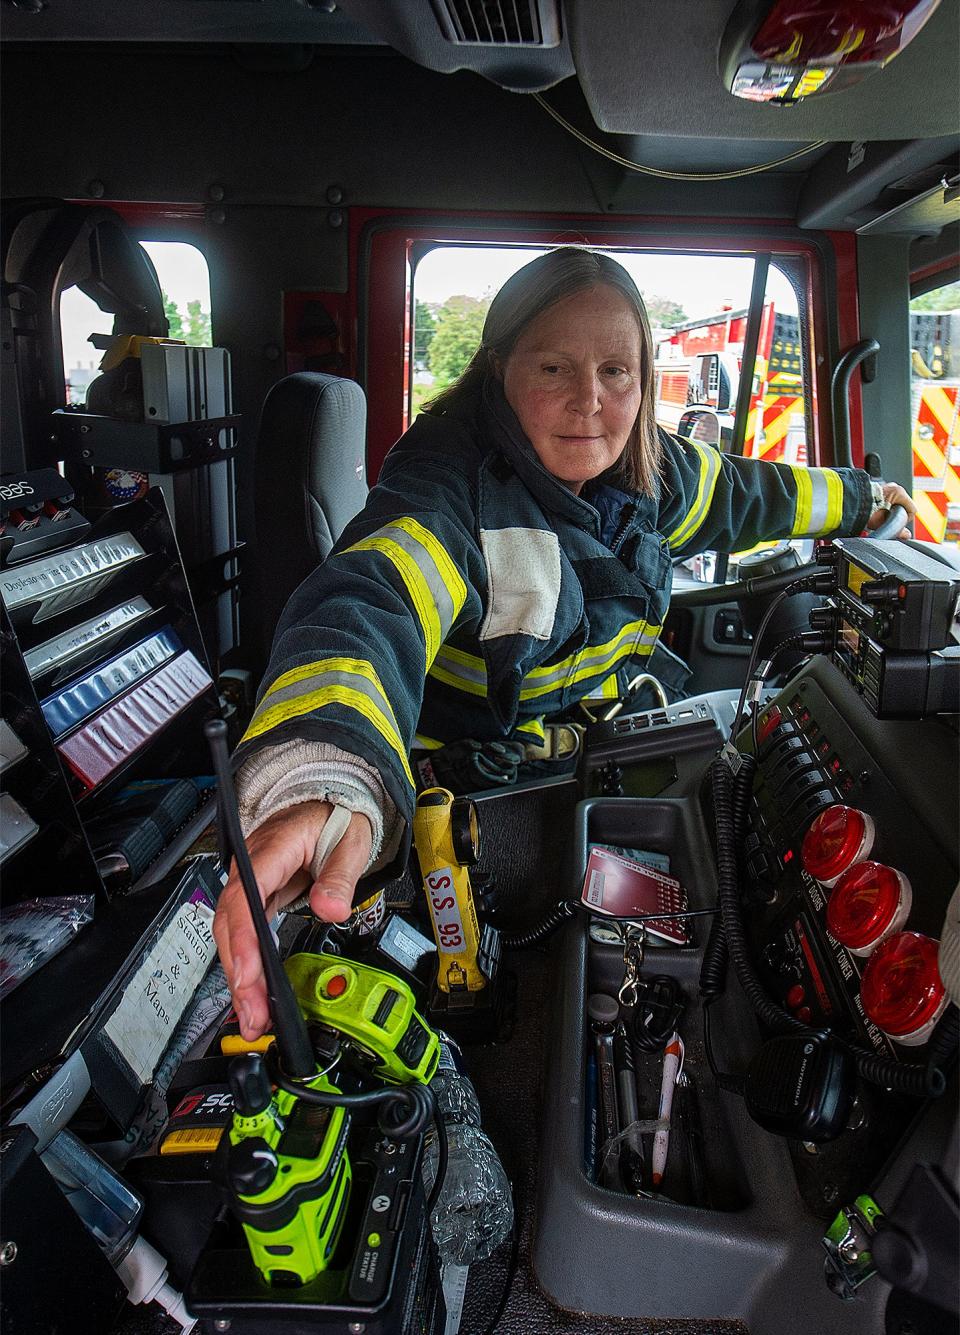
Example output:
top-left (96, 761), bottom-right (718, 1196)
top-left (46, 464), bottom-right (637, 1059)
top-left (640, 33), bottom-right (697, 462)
top-left (532, 795), bottom-right (890, 1333)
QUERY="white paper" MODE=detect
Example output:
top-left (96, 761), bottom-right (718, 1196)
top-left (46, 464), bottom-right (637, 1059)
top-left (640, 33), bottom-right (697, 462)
top-left (103, 898), bottom-right (215, 1085)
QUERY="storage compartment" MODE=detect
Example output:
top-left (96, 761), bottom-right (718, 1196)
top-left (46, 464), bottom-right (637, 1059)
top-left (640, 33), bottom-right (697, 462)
top-left (532, 795), bottom-right (889, 1333)
top-left (576, 797), bottom-right (748, 1213)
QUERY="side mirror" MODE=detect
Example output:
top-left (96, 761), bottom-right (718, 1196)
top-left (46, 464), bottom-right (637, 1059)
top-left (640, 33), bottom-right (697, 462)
top-left (678, 408), bottom-right (733, 451)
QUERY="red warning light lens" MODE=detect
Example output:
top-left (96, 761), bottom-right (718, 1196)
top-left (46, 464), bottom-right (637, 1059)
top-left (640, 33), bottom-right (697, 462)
top-left (801, 805), bottom-right (874, 885)
top-left (826, 862), bottom-right (912, 955)
top-left (860, 932), bottom-right (946, 1044)
top-left (757, 706), bottom-right (782, 746)
top-left (325, 974), bottom-right (348, 999)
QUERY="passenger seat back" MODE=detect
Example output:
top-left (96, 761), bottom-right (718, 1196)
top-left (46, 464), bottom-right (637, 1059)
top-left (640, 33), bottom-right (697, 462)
top-left (254, 371), bottom-right (367, 654)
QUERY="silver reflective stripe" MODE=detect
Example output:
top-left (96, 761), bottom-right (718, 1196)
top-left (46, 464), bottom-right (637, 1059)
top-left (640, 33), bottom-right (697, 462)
top-left (378, 522), bottom-right (458, 642)
top-left (344, 517), bottom-right (467, 668)
top-left (806, 468), bottom-right (842, 535)
top-left (252, 664), bottom-right (400, 734)
top-left (244, 656), bottom-right (414, 785)
top-left (520, 619), bottom-right (659, 700)
top-left (667, 442), bottom-right (723, 550)
top-left (430, 644), bottom-right (488, 695)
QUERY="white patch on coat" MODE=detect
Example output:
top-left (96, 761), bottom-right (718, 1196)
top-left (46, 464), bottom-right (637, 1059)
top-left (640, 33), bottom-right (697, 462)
top-left (479, 527), bottom-right (561, 642)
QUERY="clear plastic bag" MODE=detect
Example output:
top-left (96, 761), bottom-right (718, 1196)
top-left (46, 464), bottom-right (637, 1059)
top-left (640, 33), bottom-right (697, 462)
top-left (421, 1032), bottom-right (514, 1266)
top-left (0, 895), bottom-right (95, 999)
top-left (422, 1122), bottom-right (514, 1266)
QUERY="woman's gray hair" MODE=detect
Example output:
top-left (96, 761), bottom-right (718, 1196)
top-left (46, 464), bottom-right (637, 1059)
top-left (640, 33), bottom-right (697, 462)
top-left (426, 246), bottom-right (661, 494)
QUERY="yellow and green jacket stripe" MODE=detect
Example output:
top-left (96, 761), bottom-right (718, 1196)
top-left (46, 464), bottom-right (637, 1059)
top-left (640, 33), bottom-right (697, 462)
top-left (236, 382), bottom-right (872, 878)
top-left (660, 431), bottom-right (870, 555)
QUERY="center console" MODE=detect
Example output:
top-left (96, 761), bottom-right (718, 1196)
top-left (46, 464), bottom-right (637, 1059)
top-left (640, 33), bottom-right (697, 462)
top-left (533, 654), bottom-right (958, 1333)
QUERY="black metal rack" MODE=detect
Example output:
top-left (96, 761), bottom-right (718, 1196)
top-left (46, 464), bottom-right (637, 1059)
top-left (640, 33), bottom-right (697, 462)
top-left (0, 487), bottom-right (221, 916)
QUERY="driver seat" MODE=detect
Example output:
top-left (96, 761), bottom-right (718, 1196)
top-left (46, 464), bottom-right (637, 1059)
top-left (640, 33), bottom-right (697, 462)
top-left (253, 371), bottom-right (368, 658)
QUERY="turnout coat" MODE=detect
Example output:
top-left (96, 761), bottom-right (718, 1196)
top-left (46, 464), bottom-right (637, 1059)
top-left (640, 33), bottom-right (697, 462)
top-left (236, 378), bottom-right (873, 852)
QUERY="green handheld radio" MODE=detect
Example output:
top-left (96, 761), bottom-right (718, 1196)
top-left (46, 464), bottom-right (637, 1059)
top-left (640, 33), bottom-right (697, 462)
top-left (206, 721), bottom-right (439, 1290)
top-left (285, 952), bottom-right (440, 1086)
top-left (225, 1052), bottom-right (352, 1285)
top-left (207, 721), bottom-right (353, 1287)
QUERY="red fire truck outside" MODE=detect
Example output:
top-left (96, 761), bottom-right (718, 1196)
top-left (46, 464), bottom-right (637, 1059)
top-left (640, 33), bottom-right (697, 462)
top-left (909, 310), bottom-right (960, 545)
top-left (654, 301), bottom-right (807, 465)
top-left (656, 302), bottom-right (960, 548)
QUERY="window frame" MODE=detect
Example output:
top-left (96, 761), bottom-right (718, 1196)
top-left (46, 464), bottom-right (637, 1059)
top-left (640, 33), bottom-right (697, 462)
top-left (356, 211), bottom-right (851, 483)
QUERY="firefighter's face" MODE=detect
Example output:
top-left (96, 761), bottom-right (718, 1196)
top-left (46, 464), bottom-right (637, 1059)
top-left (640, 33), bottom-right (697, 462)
top-left (501, 284), bottom-right (643, 494)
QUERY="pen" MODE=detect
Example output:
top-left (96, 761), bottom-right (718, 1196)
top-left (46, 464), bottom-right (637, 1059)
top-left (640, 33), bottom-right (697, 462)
top-left (651, 1031), bottom-right (683, 1189)
top-left (675, 1069), bottom-right (709, 1207)
top-left (612, 1022), bottom-right (645, 1193)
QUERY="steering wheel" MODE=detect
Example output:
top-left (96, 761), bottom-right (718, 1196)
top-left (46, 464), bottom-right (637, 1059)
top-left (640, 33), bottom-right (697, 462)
top-left (673, 504), bottom-right (912, 609)
top-left (868, 503), bottom-right (908, 541)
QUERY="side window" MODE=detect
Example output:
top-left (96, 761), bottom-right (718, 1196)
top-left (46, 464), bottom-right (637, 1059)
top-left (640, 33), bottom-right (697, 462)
top-left (410, 246), bottom-right (807, 443)
top-left (908, 280), bottom-right (960, 546)
top-left (411, 247), bottom-right (541, 422)
top-left (408, 244), bottom-right (814, 581)
top-left (60, 240), bottom-right (211, 406)
top-left (672, 263), bottom-right (806, 469)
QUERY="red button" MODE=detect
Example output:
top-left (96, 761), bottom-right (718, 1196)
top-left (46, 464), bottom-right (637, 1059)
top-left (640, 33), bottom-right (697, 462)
top-left (860, 932), bottom-right (946, 1040)
top-left (757, 706), bottom-right (782, 746)
top-left (796, 1006), bottom-right (813, 1024)
top-left (786, 984), bottom-right (806, 1009)
top-left (325, 974), bottom-right (348, 998)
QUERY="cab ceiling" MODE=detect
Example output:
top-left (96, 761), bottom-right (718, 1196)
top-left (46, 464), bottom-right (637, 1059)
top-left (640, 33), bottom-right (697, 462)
top-left (3, 0), bottom-right (958, 236)
top-left (3, 0), bottom-right (958, 142)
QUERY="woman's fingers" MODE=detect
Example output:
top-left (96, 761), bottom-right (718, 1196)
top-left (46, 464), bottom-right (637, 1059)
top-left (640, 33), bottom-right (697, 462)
top-left (308, 811), bottom-right (373, 923)
top-left (866, 483), bottom-right (918, 538)
top-left (213, 800), bottom-right (332, 1039)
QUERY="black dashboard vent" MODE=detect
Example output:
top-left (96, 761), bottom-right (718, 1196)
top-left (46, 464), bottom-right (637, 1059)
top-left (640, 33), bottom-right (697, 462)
top-left (433, 0), bottom-right (561, 47)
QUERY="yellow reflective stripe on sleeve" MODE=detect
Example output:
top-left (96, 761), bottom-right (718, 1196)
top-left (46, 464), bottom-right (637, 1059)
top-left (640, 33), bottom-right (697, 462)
top-left (668, 442), bottom-right (723, 550)
top-left (390, 517), bottom-right (467, 619)
top-left (345, 517), bottom-right (467, 669)
top-left (516, 717), bottom-right (546, 740)
top-left (245, 685), bottom-right (414, 788)
top-left (244, 657), bottom-right (414, 787)
top-left (413, 733), bottom-right (444, 751)
top-left (791, 466), bottom-right (813, 536)
top-left (347, 534), bottom-right (443, 665)
top-left (824, 470), bottom-right (844, 534)
top-left (429, 643), bottom-right (487, 696)
top-left (790, 467), bottom-right (845, 536)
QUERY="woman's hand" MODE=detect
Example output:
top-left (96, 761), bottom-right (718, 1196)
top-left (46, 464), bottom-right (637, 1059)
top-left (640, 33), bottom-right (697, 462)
top-left (866, 482), bottom-right (917, 538)
top-left (212, 800), bottom-right (372, 1039)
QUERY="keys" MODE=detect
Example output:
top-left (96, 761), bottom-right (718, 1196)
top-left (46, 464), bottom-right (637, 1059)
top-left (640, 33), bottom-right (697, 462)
top-left (586, 918), bottom-right (647, 1006)
top-left (618, 924), bottom-right (646, 1007)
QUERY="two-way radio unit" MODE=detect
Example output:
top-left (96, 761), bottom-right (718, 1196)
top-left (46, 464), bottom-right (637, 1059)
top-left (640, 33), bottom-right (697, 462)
top-left (814, 538), bottom-right (960, 718)
top-left (187, 722), bottom-right (446, 1334)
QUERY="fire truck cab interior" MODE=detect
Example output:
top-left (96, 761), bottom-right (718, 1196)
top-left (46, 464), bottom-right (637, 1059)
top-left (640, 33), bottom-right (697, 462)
top-left (1, 4), bottom-right (959, 1335)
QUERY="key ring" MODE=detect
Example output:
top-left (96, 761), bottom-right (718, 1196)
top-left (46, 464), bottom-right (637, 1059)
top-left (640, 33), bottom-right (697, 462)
top-left (618, 925), bottom-right (646, 1007)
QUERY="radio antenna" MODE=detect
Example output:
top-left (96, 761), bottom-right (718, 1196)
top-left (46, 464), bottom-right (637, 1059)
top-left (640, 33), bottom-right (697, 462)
top-left (205, 719), bottom-right (315, 1078)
